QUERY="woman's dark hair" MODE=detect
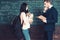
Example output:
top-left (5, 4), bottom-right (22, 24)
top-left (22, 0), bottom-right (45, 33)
top-left (20, 3), bottom-right (28, 14)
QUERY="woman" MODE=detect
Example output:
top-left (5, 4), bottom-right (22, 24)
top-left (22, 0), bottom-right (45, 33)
top-left (20, 3), bottom-right (33, 40)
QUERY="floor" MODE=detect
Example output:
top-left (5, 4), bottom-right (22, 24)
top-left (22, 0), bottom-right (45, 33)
top-left (0, 24), bottom-right (60, 40)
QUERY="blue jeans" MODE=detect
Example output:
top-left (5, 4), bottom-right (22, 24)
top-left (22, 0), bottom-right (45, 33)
top-left (22, 29), bottom-right (30, 40)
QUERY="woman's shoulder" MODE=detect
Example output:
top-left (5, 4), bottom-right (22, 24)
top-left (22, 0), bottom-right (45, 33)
top-left (21, 12), bottom-right (25, 15)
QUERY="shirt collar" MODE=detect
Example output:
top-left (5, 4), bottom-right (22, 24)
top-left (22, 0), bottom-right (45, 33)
top-left (43, 5), bottom-right (53, 13)
top-left (49, 5), bottom-right (53, 9)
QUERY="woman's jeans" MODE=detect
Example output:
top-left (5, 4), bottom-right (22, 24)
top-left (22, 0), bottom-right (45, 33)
top-left (22, 29), bottom-right (30, 40)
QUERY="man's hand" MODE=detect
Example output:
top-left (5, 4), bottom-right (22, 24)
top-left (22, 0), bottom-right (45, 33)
top-left (43, 7), bottom-right (48, 13)
top-left (37, 15), bottom-right (46, 20)
top-left (37, 15), bottom-right (47, 23)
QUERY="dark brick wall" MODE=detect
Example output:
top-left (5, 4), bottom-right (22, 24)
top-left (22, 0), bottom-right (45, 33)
top-left (0, 0), bottom-right (60, 26)
top-left (53, 0), bottom-right (60, 25)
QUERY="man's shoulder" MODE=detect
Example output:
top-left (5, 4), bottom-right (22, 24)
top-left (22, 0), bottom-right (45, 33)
top-left (48, 6), bottom-right (57, 12)
top-left (51, 7), bottom-right (56, 10)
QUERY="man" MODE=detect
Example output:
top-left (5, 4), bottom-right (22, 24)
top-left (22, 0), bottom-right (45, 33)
top-left (37, 0), bottom-right (58, 40)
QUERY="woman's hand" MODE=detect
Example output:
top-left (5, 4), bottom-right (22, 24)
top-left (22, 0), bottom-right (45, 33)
top-left (29, 19), bottom-right (33, 24)
top-left (26, 12), bottom-right (31, 17)
top-left (27, 13), bottom-right (34, 24)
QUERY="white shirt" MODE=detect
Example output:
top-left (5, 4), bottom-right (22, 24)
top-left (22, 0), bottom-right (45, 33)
top-left (20, 12), bottom-right (30, 30)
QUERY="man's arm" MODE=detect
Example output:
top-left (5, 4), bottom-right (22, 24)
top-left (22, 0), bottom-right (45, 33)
top-left (37, 9), bottom-right (58, 24)
top-left (37, 15), bottom-right (47, 23)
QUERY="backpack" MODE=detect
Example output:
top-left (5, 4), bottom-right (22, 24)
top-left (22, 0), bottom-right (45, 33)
top-left (12, 15), bottom-right (24, 38)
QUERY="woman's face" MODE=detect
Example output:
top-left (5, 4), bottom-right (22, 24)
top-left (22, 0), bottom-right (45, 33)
top-left (26, 5), bottom-right (28, 11)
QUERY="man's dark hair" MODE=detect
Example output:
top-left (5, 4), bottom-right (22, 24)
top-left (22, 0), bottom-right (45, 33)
top-left (44, 0), bottom-right (51, 2)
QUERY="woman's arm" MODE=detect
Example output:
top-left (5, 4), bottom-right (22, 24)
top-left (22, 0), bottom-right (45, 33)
top-left (20, 12), bottom-right (27, 25)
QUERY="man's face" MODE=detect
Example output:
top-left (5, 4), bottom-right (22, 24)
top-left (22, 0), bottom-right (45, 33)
top-left (44, 2), bottom-right (49, 8)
